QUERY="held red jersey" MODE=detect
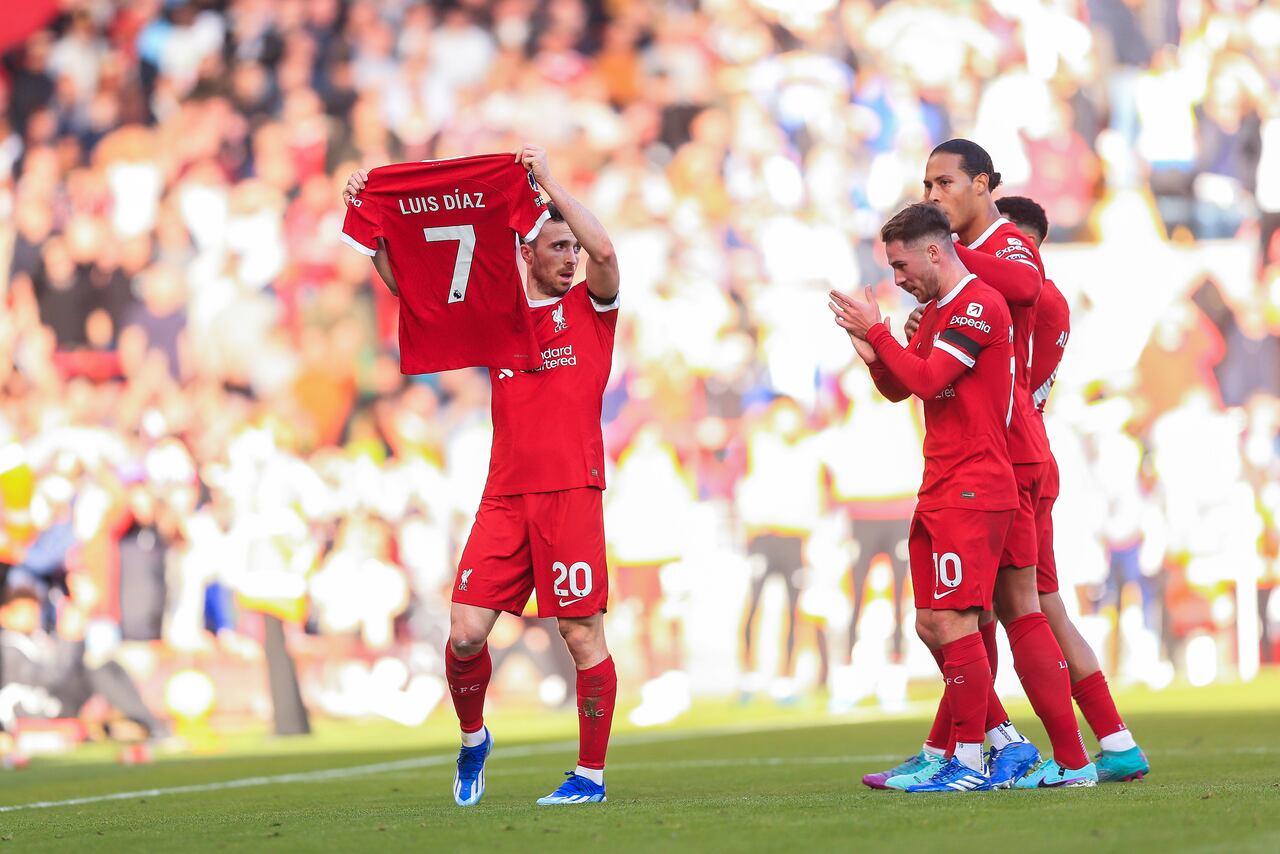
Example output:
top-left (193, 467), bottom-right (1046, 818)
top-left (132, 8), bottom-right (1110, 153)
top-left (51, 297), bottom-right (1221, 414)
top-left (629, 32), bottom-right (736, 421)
top-left (341, 154), bottom-right (551, 374)
top-left (966, 217), bottom-right (1050, 465)
top-left (1030, 278), bottom-right (1070, 413)
top-left (905, 275), bottom-right (1018, 512)
top-left (485, 283), bottom-right (619, 497)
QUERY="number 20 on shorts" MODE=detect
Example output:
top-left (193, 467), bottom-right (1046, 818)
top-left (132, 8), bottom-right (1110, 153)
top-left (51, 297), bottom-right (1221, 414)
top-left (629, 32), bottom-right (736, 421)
top-left (553, 561), bottom-right (593, 599)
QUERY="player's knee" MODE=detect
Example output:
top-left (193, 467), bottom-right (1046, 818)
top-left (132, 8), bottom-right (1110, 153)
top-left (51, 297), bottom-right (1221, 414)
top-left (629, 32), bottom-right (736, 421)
top-left (558, 617), bottom-right (605, 661)
top-left (449, 627), bottom-right (489, 658)
top-left (914, 615), bottom-right (938, 649)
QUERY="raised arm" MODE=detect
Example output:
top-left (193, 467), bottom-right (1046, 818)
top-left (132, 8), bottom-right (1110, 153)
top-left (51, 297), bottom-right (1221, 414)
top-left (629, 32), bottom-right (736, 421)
top-left (954, 243), bottom-right (1040, 306)
top-left (517, 145), bottom-right (619, 302)
top-left (343, 169), bottom-right (399, 296)
top-left (865, 323), bottom-right (968, 399)
top-left (372, 239), bottom-right (398, 296)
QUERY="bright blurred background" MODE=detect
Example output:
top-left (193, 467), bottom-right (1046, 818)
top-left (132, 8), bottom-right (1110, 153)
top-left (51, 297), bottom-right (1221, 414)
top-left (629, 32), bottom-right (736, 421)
top-left (0, 0), bottom-right (1277, 758)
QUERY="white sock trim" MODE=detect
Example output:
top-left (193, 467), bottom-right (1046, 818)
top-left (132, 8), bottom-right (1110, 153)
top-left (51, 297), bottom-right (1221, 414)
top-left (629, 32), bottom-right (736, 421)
top-left (922, 744), bottom-right (946, 759)
top-left (461, 726), bottom-right (487, 748)
top-left (954, 742), bottom-right (984, 773)
top-left (987, 721), bottom-right (1022, 750)
top-left (1099, 729), bottom-right (1137, 752)
top-left (575, 765), bottom-right (604, 785)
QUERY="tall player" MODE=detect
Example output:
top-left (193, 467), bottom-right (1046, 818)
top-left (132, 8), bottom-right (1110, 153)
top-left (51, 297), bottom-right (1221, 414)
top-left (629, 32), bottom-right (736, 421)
top-left (830, 203), bottom-right (1017, 793)
top-left (344, 145), bottom-right (620, 806)
top-left (863, 140), bottom-right (1096, 790)
top-left (995, 195), bottom-right (1150, 783)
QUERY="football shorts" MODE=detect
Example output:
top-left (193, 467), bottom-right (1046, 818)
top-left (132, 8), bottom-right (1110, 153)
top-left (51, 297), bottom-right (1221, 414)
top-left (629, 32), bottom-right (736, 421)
top-left (909, 507), bottom-right (1015, 611)
top-left (454, 487), bottom-right (608, 618)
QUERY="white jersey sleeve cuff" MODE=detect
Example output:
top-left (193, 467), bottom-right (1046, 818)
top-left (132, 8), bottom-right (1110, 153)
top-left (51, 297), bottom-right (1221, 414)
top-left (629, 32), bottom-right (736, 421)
top-left (589, 291), bottom-right (620, 312)
top-left (340, 231), bottom-right (378, 257)
top-left (522, 208), bottom-right (553, 243)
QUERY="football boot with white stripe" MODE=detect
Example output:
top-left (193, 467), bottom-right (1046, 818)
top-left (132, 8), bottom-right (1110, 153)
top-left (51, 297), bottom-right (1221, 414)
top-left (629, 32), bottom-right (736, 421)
top-left (536, 771), bottom-right (608, 805)
top-left (453, 728), bottom-right (492, 806)
top-left (905, 757), bottom-right (992, 793)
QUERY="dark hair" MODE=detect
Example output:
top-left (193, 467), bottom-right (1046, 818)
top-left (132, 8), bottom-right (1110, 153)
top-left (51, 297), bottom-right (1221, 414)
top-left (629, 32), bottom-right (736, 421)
top-left (994, 195), bottom-right (1049, 245)
top-left (880, 202), bottom-right (953, 246)
top-left (931, 139), bottom-right (1002, 191)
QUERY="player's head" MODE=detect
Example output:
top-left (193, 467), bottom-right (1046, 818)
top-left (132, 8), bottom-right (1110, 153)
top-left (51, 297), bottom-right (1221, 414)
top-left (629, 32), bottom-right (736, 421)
top-left (993, 195), bottom-right (1048, 247)
top-left (520, 203), bottom-right (580, 298)
top-left (880, 203), bottom-right (956, 303)
top-left (924, 139), bottom-right (1001, 234)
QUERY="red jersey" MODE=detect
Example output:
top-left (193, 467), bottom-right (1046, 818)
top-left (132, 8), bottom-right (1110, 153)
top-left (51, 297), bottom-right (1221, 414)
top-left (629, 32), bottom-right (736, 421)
top-left (866, 274), bottom-right (1017, 512)
top-left (341, 154), bottom-right (551, 374)
top-left (1032, 278), bottom-right (1070, 500)
top-left (963, 217), bottom-right (1050, 465)
top-left (485, 283), bottom-right (619, 497)
top-left (1030, 278), bottom-right (1070, 412)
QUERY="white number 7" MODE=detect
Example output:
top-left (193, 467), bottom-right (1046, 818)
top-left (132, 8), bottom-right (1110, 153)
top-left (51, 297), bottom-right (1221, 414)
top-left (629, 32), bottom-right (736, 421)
top-left (423, 225), bottom-right (476, 303)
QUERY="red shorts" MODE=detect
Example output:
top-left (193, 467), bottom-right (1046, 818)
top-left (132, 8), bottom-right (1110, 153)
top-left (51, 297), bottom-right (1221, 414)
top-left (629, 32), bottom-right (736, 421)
top-left (1035, 455), bottom-right (1061, 594)
top-left (454, 487), bottom-right (609, 618)
top-left (1000, 462), bottom-right (1046, 569)
top-left (909, 508), bottom-right (1015, 611)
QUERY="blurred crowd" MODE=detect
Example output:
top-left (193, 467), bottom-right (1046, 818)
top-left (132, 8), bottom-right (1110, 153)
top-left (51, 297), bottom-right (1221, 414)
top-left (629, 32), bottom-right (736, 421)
top-left (1, 0), bottom-right (1278, 740)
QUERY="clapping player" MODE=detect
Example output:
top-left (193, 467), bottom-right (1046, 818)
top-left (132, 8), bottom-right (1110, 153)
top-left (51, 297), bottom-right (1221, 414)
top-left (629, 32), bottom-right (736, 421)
top-left (829, 203), bottom-right (1018, 793)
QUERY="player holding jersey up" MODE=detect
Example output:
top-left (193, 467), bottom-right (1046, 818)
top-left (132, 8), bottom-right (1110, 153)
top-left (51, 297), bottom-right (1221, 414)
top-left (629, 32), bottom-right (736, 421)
top-left (343, 145), bottom-right (620, 807)
top-left (829, 203), bottom-right (1018, 793)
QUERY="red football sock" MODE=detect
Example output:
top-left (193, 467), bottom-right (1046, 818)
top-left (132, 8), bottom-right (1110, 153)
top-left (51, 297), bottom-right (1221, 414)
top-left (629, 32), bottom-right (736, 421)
top-left (1072, 670), bottom-right (1127, 740)
top-left (445, 643), bottom-right (492, 734)
top-left (980, 620), bottom-right (999, 676)
top-left (1008, 613), bottom-right (1088, 769)
top-left (942, 633), bottom-right (991, 748)
top-left (576, 656), bottom-right (617, 770)
top-left (925, 650), bottom-right (952, 753)
top-left (979, 619), bottom-right (1010, 731)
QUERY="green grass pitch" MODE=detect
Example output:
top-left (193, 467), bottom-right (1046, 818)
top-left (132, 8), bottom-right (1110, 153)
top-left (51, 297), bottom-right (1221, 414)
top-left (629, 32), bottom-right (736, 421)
top-left (1, 677), bottom-right (1277, 852)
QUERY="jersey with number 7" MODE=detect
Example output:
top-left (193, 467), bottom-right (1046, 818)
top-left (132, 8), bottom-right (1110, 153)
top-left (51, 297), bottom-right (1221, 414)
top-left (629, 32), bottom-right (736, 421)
top-left (340, 154), bottom-right (551, 374)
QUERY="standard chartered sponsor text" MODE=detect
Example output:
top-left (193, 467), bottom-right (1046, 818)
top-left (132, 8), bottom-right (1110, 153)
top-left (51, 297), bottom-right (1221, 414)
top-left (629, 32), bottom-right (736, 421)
top-left (536, 344), bottom-right (577, 370)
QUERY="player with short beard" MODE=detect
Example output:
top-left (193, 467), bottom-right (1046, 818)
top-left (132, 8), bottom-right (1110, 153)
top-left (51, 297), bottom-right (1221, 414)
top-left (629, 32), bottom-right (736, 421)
top-left (344, 144), bottom-right (620, 807)
top-left (830, 203), bottom-right (1017, 792)
top-left (861, 141), bottom-right (1097, 791)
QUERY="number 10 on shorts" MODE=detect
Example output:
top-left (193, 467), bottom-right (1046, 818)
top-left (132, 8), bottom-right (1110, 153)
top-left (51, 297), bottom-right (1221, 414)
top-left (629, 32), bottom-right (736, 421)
top-left (553, 561), bottom-right (593, 601)
top-left (932, 551), bottom-right (962, 599)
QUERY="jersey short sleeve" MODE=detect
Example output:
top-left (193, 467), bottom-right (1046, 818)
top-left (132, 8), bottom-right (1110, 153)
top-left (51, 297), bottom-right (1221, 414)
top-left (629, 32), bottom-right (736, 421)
top-left (340, 195), bottom-right (382, 257)
top-left (587, 285), bottom-right (620, 335)
top-left (936, 293), bottom-right (1007, 369)
top-left (506, 168), bottom-right (552, 243)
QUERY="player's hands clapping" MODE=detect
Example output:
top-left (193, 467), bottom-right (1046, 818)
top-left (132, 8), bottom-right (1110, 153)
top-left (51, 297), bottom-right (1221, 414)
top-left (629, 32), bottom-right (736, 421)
top-left (830, 287), bottom-right (888, 364)
top-left (829, 287), bottom-right (886, 339)
top-left (904, 305), bottom-right (925, 340)
top-left (343, 169), bottom-right (370, 205)
top-left (515, 144), bottom-right (552, 185)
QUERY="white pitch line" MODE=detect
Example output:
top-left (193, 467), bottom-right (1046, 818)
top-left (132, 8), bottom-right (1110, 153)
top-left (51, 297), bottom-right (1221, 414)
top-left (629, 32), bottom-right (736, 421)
top-left (5, 724), bottom-right (1277, 814)
top-left (0, 724), bottom-right (811, 814)
top-left (0, 739), bottom-right (571, 814)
